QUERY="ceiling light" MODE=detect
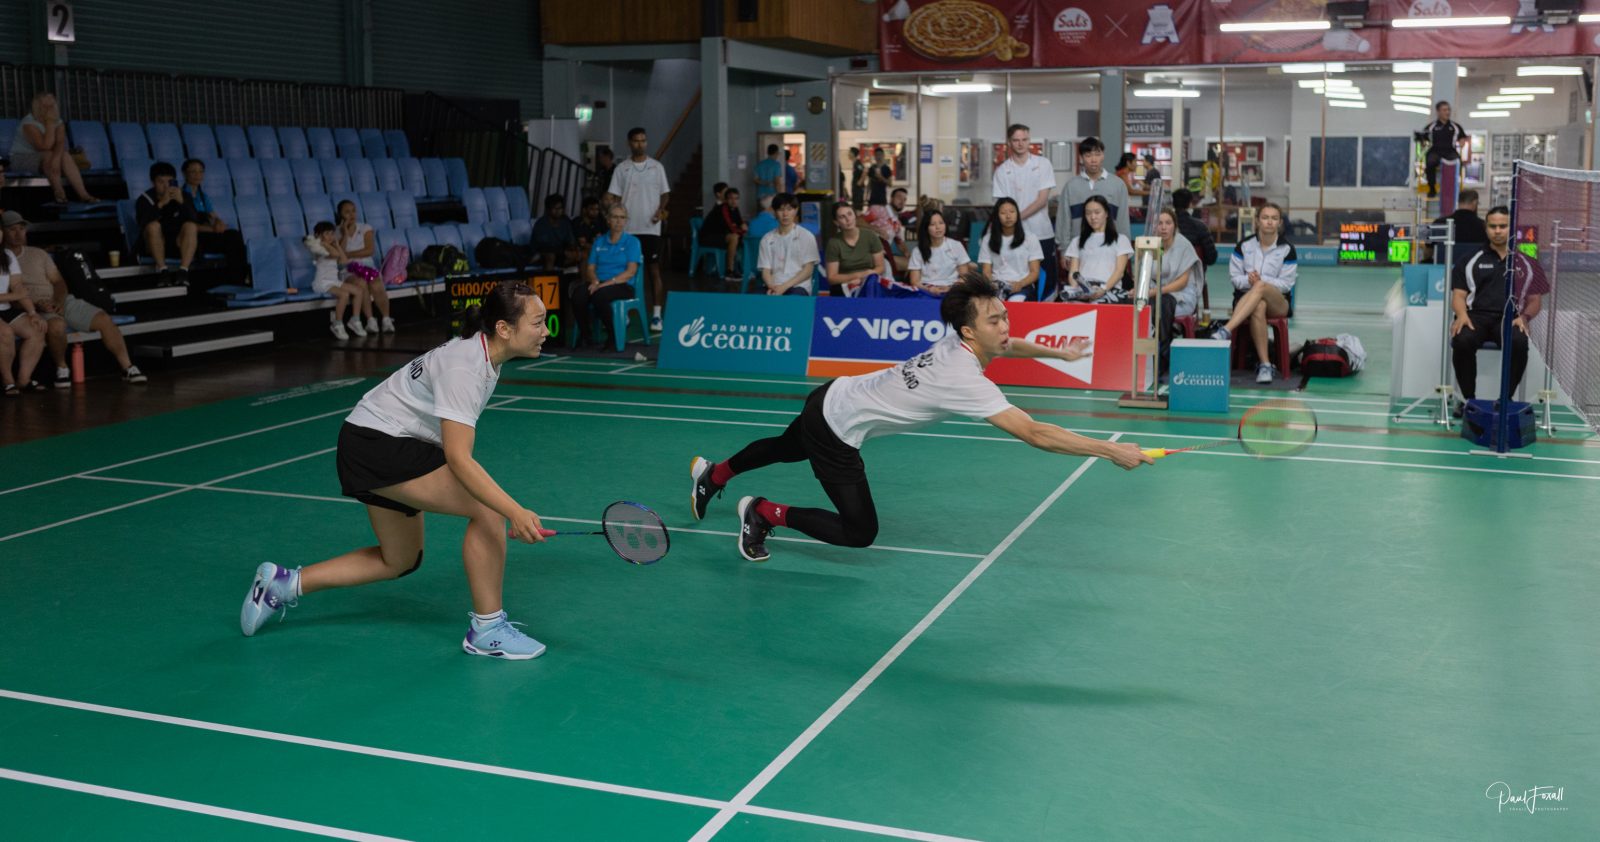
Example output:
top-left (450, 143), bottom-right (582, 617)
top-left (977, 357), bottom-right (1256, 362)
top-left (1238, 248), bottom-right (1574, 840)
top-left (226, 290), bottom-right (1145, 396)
top-left (1135, 88), bottom-right (1201, 98)
top-left (1322, 90), bottom-right (1366, 99)
top-left (1519, 66), bottom-right (1583, 76)
top-left (1486, 94), bottom-right (1536, 102)
top-left (1499, 87), bottom-right (1554, 95)
top-left (1392, 61), bottom-right (1431, 73)
top-left (1283, 62), bottom-right (1345, 73)
top-left (1220, 20), bottom-right (1330, 32)
top-left (1392, 80), bottom-right (1432, 89)
top-left (1475, 101), bottom-right (1521, 109)
top-left (1391, 94), bottom-right (1433, 106)
top-left (1328, 100), bottom-right (1367, 108)
top-left (1300, 78), bottom-right (1355, 88)
top-left (1470, 110), bottom-right (1511, 117)
top-left (926, 83), bottom-right (994, 94)
top-left (1581, 13), bottom-right (1600, 22)
top-left (1393, 104), bottom-right (1431, 115)
top-left (1392, 15), bottom-right (1510, 27)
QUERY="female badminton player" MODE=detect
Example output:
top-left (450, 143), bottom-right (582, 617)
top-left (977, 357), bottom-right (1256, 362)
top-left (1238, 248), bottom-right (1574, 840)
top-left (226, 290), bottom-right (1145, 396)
top-left (241, 282), bottom-right (554, 660)
top-left (691, 272), bottom-right (1154, 562)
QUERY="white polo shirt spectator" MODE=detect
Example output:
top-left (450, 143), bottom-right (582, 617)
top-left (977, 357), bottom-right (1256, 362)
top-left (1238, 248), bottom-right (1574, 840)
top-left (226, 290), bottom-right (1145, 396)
top-left (907, 238), bottom-right (971, 290)
top-left (758, 225), bottom-right (819, 294)
top-left (1065, 231), bottom-right (1134, 285)
top-left (607, 156), bottom-right (670, 238)
top-left (978, 233), bottom-right (1042, 284)
top-left (992, 153), bottom-right (1056, 242)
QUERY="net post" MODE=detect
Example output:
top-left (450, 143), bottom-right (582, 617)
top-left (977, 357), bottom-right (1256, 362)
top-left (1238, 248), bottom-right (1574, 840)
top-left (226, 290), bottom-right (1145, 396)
top-left (1437, 219), bottom-right (1456, 427)
top-left (1119, 235), bottom-right (1168, 409)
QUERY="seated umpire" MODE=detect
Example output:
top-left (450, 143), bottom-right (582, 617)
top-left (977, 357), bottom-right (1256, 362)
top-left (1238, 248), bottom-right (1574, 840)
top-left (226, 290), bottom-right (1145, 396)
top-left (1449, 205), bottom-right (1546, 415)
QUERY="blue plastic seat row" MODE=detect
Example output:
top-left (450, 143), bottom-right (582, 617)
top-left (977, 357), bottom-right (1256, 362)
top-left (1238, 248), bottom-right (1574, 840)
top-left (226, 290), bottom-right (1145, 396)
top-left (461, 186), bottom-right (534, 226)
top-left (115, 155), bottom-right (474, 203)
top-left (49, 120), bottom-right (411, 163)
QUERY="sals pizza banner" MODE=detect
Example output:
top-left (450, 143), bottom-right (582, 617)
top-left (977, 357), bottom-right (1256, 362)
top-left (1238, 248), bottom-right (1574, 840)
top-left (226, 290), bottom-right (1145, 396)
top-left (878, 0), bottom-right (1599, 71)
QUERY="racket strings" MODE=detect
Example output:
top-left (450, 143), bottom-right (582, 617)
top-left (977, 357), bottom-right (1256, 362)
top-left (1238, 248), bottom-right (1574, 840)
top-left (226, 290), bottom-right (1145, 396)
top-left (601, 501), bottom-right (670, 565)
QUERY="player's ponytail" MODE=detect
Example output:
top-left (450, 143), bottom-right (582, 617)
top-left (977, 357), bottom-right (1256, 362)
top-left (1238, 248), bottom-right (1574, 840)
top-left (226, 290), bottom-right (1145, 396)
top-left (457, 281), bottom-right (535, 339)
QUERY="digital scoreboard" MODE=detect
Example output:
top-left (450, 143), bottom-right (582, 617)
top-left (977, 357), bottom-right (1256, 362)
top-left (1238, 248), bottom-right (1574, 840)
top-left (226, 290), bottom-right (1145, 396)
top-left (1339, 222), bottom-right (1413, 264)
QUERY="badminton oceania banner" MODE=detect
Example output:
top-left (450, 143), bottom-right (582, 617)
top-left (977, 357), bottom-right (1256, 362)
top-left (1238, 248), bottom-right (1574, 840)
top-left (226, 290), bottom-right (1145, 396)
top-left (658, 293), bottom-right (815, 375)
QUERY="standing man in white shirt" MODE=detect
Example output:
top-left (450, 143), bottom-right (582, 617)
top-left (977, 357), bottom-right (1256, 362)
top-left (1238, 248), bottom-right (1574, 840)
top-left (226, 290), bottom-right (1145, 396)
top-left (605, 127), bottom-right (672, 332)
top-left (992, 124), bottom-right (1060, 299)
top-left (757, 193), bottom-right (818, 295)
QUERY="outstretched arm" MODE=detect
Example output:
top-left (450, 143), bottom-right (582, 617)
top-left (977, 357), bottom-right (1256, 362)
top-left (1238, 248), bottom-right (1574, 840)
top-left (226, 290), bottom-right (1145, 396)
top-left (986, 407), bottom-right (1152, 469)
top-left (1003, 337), bottom-right (1091, 361)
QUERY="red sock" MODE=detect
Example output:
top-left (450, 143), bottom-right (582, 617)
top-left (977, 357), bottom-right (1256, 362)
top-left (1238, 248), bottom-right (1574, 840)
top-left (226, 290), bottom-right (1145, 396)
top-left (711, 459), bottom-right (736, 486)
top-left (756, 499), bottom-right (788, 527)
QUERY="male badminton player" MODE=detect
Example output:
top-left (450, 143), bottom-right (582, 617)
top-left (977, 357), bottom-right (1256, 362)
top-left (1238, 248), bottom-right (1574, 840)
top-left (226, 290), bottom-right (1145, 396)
top-left (240, 283), bottom-right (553, 660)
top-left (691, 272), bottom-right (1153, 562)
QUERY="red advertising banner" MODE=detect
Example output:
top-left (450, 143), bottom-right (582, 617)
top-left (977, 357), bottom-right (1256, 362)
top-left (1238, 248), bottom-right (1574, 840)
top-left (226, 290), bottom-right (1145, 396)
top-left (984, 302), bottom-right (1140, 391)
top-left (877, 0), bottom-right (1600, 71)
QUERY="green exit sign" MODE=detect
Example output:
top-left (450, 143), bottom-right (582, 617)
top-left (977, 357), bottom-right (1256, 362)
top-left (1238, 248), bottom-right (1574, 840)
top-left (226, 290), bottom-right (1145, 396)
top-left (769, 112), bottom-right (795, 130)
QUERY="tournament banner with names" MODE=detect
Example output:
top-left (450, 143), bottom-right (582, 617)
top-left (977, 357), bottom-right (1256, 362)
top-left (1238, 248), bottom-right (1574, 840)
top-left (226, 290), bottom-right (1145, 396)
top-left (448, 275), bottom-right (560, 335)
top-left (658, 292), bottom-right (815, 375)
top-left (878, 0), bottom-right (1599, 71)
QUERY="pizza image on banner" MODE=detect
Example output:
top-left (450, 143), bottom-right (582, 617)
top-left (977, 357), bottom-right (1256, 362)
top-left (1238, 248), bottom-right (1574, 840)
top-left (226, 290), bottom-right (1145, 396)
top-left (880, 0), bottom-right (1032, 69)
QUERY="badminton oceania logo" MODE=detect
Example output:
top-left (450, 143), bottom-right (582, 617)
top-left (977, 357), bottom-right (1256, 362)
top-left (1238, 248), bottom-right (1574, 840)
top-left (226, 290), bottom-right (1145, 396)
top-left (1172, 371), bottom-right (1225, 387)
top-left (677, 315), bottom-right (794, 352)
top-left (678, 316), bottom-right (707, 347)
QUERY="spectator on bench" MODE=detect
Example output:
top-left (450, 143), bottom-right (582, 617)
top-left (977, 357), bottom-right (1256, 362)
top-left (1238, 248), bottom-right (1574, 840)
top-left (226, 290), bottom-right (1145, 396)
top-left (180, 158), bottom-right (248, 283)
top-left (1170, 188), bottom-right (1218, 269)
top-left (1061, 195), bottom-right (1133, 303)
top-left (3, 211), bottom-right (144, 385)
top-left (2, 247), bottom-right (50, 395)
top-left (136, 161), bottom-right (198, 286)
top-left (979, 197), bottom-right (1041, 302)
top-left (574, 204), bottom-right (641, 349)
top-left (699, 186), bottom-right (747, 284)
top-left (10, 92), bottom-right (98, 204)
top-left (1211, 202), bottom-right (1298, 384)
top-left (305, 221), bottom-right (371, 340)
top-left (1153, 206), bottom-right (1205, 375)
top-left (907, 207), bottom-right (969, 297)
top-left (746, 194), bottom-right (778, 247)
top-left (532, 193), bottom-right (579, 274)
top-left (572, 196), bottom-right (604, 256)
top-left (336, 199), bottom-right (393, 334)
top-left (757, 193), bottom-right (816, 296)
top-left (825, 203), bottom-right (886, 297)
top-left (1449, 205), bottom-right (1546, 416)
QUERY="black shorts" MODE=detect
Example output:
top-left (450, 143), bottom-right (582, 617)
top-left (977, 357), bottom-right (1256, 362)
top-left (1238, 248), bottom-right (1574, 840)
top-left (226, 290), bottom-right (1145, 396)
top-left (796, 381), bottom-right (867, 485)
top-left (635, 234), bottom-right (662, 266)
top-left (335, 422), bottom-right (447, 516)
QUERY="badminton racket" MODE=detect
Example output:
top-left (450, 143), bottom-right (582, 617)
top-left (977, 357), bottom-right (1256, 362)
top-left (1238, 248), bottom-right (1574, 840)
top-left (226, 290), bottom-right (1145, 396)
top-left (1144, 398), bottom-right (1318, 459)
top-left (525, 501), bottom-right (670, 565)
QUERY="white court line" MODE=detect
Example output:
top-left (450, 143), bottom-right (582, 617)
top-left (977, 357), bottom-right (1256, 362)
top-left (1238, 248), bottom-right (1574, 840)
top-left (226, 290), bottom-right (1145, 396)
top-left (0, 406), bottom-right (354, 498)
top-left (0, 448), bottom-right (336, 544)
top-left (0, 768), bottom-right (410, 842)
top-left (688, 437), bottom-right (1122, 841)
top-left (524, 368), bottom-right (815, 387)
top-left (1183, 446), bottom-right (1600, 481)
top-left (0, 690), bottom-right (977, 842)
top-left (608, 362), bottom-right (648, 374)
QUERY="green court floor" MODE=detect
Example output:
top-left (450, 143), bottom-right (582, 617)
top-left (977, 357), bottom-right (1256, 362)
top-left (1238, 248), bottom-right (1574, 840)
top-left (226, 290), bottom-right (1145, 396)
top-left (2, 269), bottom-right (1597, 841)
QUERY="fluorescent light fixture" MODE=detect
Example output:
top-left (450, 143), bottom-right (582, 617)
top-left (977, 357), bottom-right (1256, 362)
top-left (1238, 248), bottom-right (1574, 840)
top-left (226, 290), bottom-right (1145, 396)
top-left (1392, 80), bottom-right (1432, 89)
top-left (1499, 87), bottom-right (1554, 95)
top-left (1221, 20), bottom-right (1330, 32)
top-left (1283, 62), bottom-right (1344, 73)
top-left (1393, 104), bottom-right (1432, 115)
top-left (1392, 15), bottom-right (1510, 27)
top-left (1519, 66), bottom-right (1583, 76)
top-left (1322, 90), bottom-right (1366, 100)
top-left (1299, 78), bottom-right (1355, 89)
top-left (1580, 13), bottom-right (1600, 22)
top-left (1486, 94), bottom-right (1535, 102)
top-left (1391, 94), bottom-right (1433, 106)
top-left (926, 83), bottom-right (993, 94)
top-left (1135, 88), bottom-right (1201, 98)
top-left (1392, 61), bottom-right (1431, 73)
top-left (1459, 66), bottom-right (1468, 77)
top-left (1328, 100), bottom-right (1367, 108)
top-left (1475, 101), bottom-right (1520, 109)
top-left (574, 103), bottom-right (594, 122)
top-left (1469, 110), bottom-right (1511, 118)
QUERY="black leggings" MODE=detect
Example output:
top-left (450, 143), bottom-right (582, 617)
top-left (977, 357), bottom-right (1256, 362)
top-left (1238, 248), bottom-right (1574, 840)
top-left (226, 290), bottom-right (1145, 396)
top-left (726, 390), bottom-right (879, 548)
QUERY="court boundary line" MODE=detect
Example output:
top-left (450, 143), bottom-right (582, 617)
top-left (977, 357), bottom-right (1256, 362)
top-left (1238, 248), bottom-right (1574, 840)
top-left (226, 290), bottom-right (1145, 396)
top-left (0, 767), bottom-right (411, 842)
top-left (0, 690), bottom-right (982, 842)
top-left (687, 436), bottom-right (1122, 841)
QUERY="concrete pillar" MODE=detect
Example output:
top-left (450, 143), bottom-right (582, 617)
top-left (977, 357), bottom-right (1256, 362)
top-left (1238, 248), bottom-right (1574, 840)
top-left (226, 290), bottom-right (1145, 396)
top-left (1099, 69), bottom-right (1125, 158)
top-left (700, 37), bottom-right (729, 212)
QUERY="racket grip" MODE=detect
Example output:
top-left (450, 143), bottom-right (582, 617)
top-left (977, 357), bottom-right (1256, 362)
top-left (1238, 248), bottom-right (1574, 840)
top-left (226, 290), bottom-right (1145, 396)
top-left (537, 528), bottom-right (557, 538)
top-left (1141, 448), bottom-right (1170, 459)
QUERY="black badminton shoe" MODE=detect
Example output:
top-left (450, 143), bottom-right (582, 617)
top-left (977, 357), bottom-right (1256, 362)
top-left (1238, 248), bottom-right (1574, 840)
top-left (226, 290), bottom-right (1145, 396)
top-left (690, 456), bottom-right (723, 522)
top-left (736, 496), bottom-right (773, 562)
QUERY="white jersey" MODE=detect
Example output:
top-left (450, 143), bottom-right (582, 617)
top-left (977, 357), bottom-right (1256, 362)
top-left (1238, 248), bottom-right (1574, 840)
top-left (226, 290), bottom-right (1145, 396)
top-left (607, 157), bottom-right (670, 237)
top-left (823, 333), bottom-right (1014, 448)
top-left (978, 232), bottom-right (1043, 283)
top-left (991, 153), bottom-right (1057, 241)
top-left (345, 334), bottom-right (501, 445)
top-left (906, 238), bottom-right (971, 288)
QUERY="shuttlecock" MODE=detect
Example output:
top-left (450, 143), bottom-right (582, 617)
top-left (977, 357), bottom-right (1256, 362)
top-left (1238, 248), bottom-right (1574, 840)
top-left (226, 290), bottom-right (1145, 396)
top-left (883, 0), bottom-right (910, 23)
top-left (634, 352), bottom-right (648, 362)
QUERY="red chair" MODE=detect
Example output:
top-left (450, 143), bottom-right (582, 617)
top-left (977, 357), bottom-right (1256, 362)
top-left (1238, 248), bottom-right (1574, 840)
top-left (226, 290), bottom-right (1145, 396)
top-left (1174, 315), bottom-right (1198, 338)
top-left (1230, 317), bottom-right (1291, 373)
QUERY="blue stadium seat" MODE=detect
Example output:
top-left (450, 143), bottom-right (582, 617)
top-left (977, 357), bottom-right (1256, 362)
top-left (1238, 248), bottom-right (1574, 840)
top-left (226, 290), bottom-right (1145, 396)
top-left (333, 127), bottom-right (362, 159)
top-left (200, 158), bottom-right (233, 197)
top-left (443, 158), bottom-right (470, 197)
top-left (277, 126), bottom-right (310, 159)
top-left (300, 193), bottom-right (334, 233)
top-left (291, 158), bottom-right (324, 195)
top-left (268, 193), bottom-right (305, 237)
top-left (320, 158), bottom-right (352, 193)
top-left (209, 194), bottom-right (238, 229)
top-left (483, 187), bottom-right (512, 225)
top-left (372, 157), bottom-right (404, 193)
top-left (260, 158), bottom-right (295, 197)
top-left (118, 158), bottom-right (152, 204)
top-left (505, 187), bottom-right (532, 221)
top-left (347, 157), bottom-right (377, 193)
top-left (146, 123), bottom-right (184, 162)
top-left (281, 236), bottom-right (320, 297)
top-left (181, 124), bottom-right (218, 159)
top-left (383, 129), bottom-right (410, 159)
top-left (404, 226), bottom-right (437, 253)
top-left (234, 195), bottom-right (274, 242)
top-left (0, 120), bottom-right (18, 169)
top-left (67, 121), bottom-right (115, 173)
top-left (509, 219), bottom-right (532, 246)
top-left (484, 220), bottom-right (511, 243)
top-left (462, 187), bottom-right (488, 225)
top-left (397, 157), bottom-right (428, 198)
top-left (420, 157), bottom-right (450, 200)
top-left (216, 125), bottom-right (251, 159)
top-left (237, 237), bottom-right (287, 299)
top-left (358, 192), bottom-right (392, 230)
top-left (386, 191), bottom-right (419, 229)
top-left (229, 158), bottom-right (264, 197)
top-left (115, 199), bottom-right (140, 253)
top-left (306, 127), bottom-right (338, 159)
top-left (247, 125), bottom-right (280, 158)
top-left (359, 128), bottom-right (387, 159)
top-left (458, 223), bottom-right (487, 269)
top-left (433, 224), bottom-right (464, 252)
top-left (108, 121), bottom-right (149, 163)
top-left (375, 227), bottom-right (407, 264)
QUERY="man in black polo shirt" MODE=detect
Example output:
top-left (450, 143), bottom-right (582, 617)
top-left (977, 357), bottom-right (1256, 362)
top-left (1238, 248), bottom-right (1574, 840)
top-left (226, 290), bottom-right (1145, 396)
top-left (1416, 101), bottom-right (1466, 199)
top-left (1429, 188), bottom-right (1487, 264)
top-left (134, 161), bottom-right (198, 285)
top-left (1450, 206), bottom-right (1545, 413)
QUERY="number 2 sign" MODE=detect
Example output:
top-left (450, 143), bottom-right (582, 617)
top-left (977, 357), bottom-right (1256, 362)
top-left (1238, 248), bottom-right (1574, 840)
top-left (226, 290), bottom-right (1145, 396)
top-left (47, 1), bottom-right (76, 44)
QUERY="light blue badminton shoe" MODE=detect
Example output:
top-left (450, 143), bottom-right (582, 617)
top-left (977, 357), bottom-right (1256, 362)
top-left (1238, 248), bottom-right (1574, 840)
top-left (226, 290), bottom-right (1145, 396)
top-left (241, 562), bottom-right (300, 636)
top-left (462, 615), bottom-right (546, 660)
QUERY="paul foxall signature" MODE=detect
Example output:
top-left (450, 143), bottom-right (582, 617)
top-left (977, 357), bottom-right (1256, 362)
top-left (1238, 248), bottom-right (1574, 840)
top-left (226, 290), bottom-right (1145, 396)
top-left (1485, 781), bottom-right (1568, 813)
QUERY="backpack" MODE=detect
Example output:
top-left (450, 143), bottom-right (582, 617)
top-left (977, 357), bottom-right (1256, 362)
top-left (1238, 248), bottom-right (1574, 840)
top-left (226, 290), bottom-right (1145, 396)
top-left (474, 237), bottom-right (525, 270)
top-left (380, 244), bottom-right (410, 286)
top-left (56, 249), bottom-right (117, 312)
top-left (1292, 337), bottom-right (1353, 385)
top-left (421, 244), bottom-right (469, 277)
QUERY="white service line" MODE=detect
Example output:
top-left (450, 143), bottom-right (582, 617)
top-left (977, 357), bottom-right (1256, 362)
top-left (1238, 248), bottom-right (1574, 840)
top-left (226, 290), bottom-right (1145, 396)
top-left (0, 768), bottom-right (411, 842)
top-left (738, 804), bottom-right (986, 842)
top-left (0, 448), bottom-right (336, 544)
top-left (608, 362), bottom-right (649, 374)
top-left (687, 437), bottom-right (1122, 841)
top-left (0, 406), bottom-right (354, 498)
top-left (1183, 446), bottom-right (1600, 481)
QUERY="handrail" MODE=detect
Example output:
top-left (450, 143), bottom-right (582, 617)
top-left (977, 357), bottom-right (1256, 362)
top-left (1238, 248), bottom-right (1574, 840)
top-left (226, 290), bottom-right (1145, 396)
top-left (413, 91), bottom-right (594, 214)
top-left (655, 90), bottom-right (701, 160)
